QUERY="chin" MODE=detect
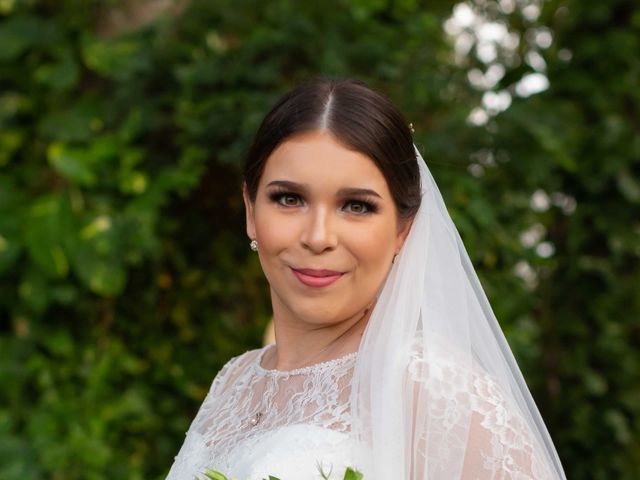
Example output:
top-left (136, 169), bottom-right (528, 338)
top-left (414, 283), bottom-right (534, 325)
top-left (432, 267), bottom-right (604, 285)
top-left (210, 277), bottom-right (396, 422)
top-left (271, 279), bottom-right (371, 326)
top-left (278, 295), bottom-right (353, 326)
top-left (292, 304), bottom-right (343, 326)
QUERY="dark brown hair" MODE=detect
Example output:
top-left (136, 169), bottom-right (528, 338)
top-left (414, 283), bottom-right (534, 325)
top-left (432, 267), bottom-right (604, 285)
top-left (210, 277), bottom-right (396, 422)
top-left (243, 78), bottom-right (421, 221)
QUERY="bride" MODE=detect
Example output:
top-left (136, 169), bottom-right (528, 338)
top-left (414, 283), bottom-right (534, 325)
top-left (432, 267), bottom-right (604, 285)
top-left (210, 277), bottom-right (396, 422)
top-left (166, 78), bottom-right (566, 479)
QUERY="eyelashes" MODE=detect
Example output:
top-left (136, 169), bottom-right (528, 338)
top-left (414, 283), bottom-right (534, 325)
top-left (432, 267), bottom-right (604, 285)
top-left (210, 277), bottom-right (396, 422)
top-left (268, 191), bottom-right (303, 208)
top-left (267, 189), bottom-right (379, 215)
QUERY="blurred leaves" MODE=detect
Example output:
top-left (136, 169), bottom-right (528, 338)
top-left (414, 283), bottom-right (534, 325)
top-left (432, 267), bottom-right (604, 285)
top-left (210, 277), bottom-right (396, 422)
top-left (82, 35), bottom-right (151, 80)
top-left (47, 143), bottom-right (98, 186)
top-left (0, 0), bottom-right (638, 479)
top-left (24, 195), bottom-right (73, 279)
top-left (0, 14), bottom-right (58, 61)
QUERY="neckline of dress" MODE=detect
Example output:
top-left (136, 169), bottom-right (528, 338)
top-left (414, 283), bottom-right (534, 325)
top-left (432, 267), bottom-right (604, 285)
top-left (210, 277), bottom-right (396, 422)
top-left (254, 343), bottom-right (358, 376)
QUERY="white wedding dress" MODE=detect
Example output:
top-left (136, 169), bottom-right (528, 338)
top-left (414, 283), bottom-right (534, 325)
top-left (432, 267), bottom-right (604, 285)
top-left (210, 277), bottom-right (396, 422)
top-left (167, 343), bottom-right (550, 480)
top-left (167, 344), bottom-right (364, 480)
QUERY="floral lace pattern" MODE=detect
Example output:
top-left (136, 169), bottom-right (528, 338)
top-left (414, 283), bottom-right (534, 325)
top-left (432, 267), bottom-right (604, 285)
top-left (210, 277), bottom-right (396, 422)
top-left (407, 343), bottom-right (549, 479)
top-left (167, 344), bottom-right (359, 479)
top-left (167, 343), bottom-right (549, 479)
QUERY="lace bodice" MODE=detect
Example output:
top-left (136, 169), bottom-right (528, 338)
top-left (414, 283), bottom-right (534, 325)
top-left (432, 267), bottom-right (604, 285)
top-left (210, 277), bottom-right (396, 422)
top-left (167, 343), bottom-right (549, 479)
top-left (167, 344), bottom-right (362, 479)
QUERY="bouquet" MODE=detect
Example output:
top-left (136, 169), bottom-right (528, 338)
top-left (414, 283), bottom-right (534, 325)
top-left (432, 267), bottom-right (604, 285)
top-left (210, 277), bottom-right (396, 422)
top-left (197, 464), bottom-right (363, 480)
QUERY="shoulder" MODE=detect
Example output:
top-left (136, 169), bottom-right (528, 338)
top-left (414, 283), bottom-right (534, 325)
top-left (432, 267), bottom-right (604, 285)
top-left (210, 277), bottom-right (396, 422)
top-left (219, 345), bottom-right (266, 374)
top-left (208, 345), bottom-right (269, 395)
top-left (406, 340), bottom-right (547, 477)
top-left (406, 336), bottom-right (526, 422)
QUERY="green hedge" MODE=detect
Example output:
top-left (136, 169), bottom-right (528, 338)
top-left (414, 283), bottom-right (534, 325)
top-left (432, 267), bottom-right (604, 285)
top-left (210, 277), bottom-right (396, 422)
top-left (0, 0), bottom-right (637, 478)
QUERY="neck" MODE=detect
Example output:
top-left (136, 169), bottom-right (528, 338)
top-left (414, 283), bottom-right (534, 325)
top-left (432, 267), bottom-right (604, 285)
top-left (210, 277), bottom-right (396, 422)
top-left (263, 293), bottom-right (374, 371)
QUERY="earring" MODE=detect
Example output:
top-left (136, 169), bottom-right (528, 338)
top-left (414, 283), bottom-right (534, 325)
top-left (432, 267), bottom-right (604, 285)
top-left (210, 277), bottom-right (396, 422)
top-left (392, 253), bottom-right (398, 264)
top-left (250, 239), bottom-right (258, 252)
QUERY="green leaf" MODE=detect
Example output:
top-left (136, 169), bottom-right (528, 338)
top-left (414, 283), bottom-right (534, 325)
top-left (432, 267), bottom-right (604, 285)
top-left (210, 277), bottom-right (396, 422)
top-left (119, 170), bottom-right (148, 195)
top-left (604, 409), bottom-right (632, 445)
top-left (18, 267), bottom-right (51, 313)
top-left (41, 328), bottom-right (73, 357)
top-left (0, 129), bottom-right (23, 167)
top-left (616, 168), bottom-right (640, 203)
top-left (0, 184), bottom-right (22, 273)
top-left (117, 109), bottom-right (145, 143)
top-left (39, 108), bottom-right (95, 142)
top-left (344, 467), bottom-right (364, 480)
top-left (0, 230), bottom-right (21, 274)
top-left (584, 369), bottom-right (608, 396)
top-left (24, 194), bottom-right (73, 278)
top-left (34, 48), bottom-right (79, 92)
top-left (0, 15), bottom-right (42, 61)
top-left (203, 469), bottom-right (228, 480)
top-left (47, 142), bottom-right (97, 187)
top-left (69, 214), bottom-right (127, 297)
top-left (82, 36), bottom-right (150, 80)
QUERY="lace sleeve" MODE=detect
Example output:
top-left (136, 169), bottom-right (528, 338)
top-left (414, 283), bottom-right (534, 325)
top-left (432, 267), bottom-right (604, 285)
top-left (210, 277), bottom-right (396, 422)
top-left (408, 351), bottom-right (551, 479)
top-left (204, 353), bottom-right (244, 399)
top-left (167, 350), bottom-right (260, 480)
top-left (186, 350), bottom-right (259, 433)
top-left (460, 374), bottom-right (551, 479)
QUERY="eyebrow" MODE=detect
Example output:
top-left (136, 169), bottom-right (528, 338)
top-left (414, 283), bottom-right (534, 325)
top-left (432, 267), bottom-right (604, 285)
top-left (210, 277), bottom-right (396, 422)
top-left (265, 180), bottom-right (383, 199)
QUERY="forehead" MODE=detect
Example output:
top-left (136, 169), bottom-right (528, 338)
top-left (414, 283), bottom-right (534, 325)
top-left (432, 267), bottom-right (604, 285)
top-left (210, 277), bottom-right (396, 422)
top-left (259, 131), bottom-right (391, 195)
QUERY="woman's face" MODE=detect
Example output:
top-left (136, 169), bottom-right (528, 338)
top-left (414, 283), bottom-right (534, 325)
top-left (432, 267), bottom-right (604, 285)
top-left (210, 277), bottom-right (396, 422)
top-left (243, 130), bottom-right (411, 328)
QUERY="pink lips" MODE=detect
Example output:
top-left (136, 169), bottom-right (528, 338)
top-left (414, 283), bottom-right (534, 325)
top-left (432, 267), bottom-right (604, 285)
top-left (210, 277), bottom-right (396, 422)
top-left (291, 268), bottom-right (344, 288)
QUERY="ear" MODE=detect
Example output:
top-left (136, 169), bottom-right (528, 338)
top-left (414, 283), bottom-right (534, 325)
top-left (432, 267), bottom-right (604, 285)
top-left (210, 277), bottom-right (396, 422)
top-left (395, 218), bottom-right (413, 254)
top-left (242, 183), bottom-right (257, 240)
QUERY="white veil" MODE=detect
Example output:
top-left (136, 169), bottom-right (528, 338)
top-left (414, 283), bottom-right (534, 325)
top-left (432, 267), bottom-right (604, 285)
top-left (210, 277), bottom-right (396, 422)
top-left (350, 146), bottom-right (566, 479)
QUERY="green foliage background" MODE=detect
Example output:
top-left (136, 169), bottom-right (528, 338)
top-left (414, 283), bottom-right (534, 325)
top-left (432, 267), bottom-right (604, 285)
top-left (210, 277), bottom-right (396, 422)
top-left (0, 0), bottom-right (638, 478)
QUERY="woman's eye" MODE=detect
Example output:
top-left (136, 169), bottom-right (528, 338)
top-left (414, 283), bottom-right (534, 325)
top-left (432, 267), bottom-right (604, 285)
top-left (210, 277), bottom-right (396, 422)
top-left (278, 194), bottom-right (301, 207)
top-left (344, 201), bottom-right (371, 214)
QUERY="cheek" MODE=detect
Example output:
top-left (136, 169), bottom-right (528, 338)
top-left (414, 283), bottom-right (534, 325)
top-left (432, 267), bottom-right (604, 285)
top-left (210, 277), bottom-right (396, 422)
top-left (343, 221), bottom-right (397, 269)
top-left (336, 225), bottom-right (396, 313)
top-left (253, 209), bottom-right (297, 252)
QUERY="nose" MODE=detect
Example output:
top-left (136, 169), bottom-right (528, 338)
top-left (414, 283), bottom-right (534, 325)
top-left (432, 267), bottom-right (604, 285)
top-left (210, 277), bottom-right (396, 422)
top-left (300, 205), bottom-right (338, 253)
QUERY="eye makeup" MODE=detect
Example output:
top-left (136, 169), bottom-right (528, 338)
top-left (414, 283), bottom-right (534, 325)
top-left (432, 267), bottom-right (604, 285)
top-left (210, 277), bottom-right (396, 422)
top-left (266, 187), bottom-right (380, 215)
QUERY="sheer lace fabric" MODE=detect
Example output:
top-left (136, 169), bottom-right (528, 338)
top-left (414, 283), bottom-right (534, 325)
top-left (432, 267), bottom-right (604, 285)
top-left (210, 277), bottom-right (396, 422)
top-left (346, 148), bottom-right (564, 479)
top-left (167, 344), bottom-right (362, 480)
top-left (167, 343), bottom-right (550, 479)
top-left (406, 342), bottom-right (550, 479)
